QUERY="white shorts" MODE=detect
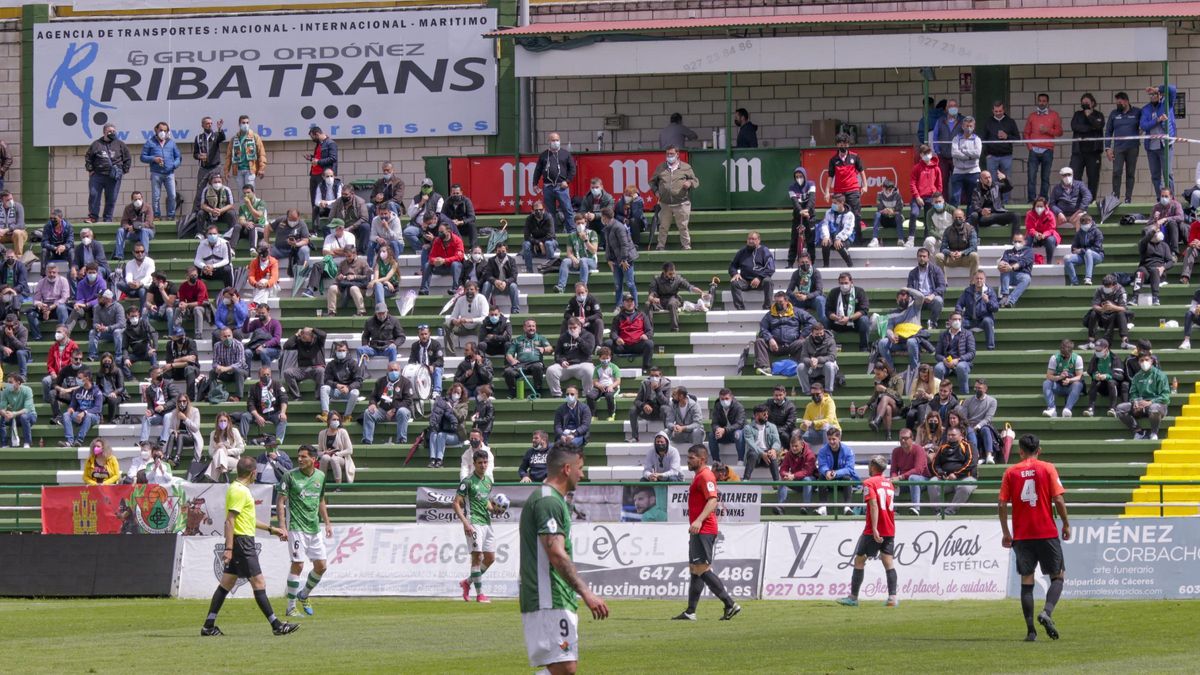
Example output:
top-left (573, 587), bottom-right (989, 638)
top-left (468, 524), bottom-right (497, 553)
top-left (288, 530), bottom-right (327, 563)
top-left (522, 609), bottom-right (578, 668)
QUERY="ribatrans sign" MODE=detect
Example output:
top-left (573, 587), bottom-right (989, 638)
top-left (32, 8), bottom-right (498, 147)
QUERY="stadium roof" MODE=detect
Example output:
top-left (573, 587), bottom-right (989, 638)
top-left (488, 2), bottom-right (1200, 38)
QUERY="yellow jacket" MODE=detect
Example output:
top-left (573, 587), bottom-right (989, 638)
top-left (83, 454), bottom-right (121, 485)
top-left (803, 394), bottom-right (840, 431)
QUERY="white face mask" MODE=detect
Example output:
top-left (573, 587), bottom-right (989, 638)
top-left (287, 220), bottom-right (298, 227)
top-left (1062, 176), bottom-right (1073, 186)
top-left (565, 394), bottom-right (577, 404)
top-left (1160, 196), bottom-right (1171, 206)
top-left (1153, 232), bottom-right (1165, 243)
top-left (212, 182), bottom-right (222, 189)
top-left (549, 141), bottom-right (561, 151)
top-left (666, 154), bottom-right (678, 164)
top-left (157, 130), bottom-right (167, 141)
top-left (133, 199), bottom-right (143, 209)
top-left (55, 331), bottom-right (66, 342)
top-left (1012, 242), bottom-right (1025, 250)
top-left (82, 237), bottom-right (92, 246)
top-left (590, 187), bottom-right (601, 197)
top-left (576, 293), bottom-right (587, 302)
top-left (921, 153), bottom-right (932, 162)
top-left (1081, 223), bottom-right (1093, 231)
top-left (451, 393), bottom-right (461, 402)
top-left (383, 172), bottom-right (393, 180)
top-left (324, 177), bottom-right (334, 186)
top-left (240, 123), bottom-right (250, 133)
top-left (331, 420), bottom-right (341, 429)
top-left (947, 107), bottom-right (959, 117)
top-left (1034, 206), bottom-right (1045, 215)
top-left (950, 320), bottom-right (962, 330)
top-left (839, 283), bottom-right (851, 293)
top-left (569, 329), bottom-right (580, 338)
top-left (1140, 361), bottom-right (1152, 372)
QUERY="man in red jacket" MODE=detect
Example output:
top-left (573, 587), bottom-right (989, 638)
top-left (888, 428), bottom-right (930, 515)
top-left (909, 144), bottom-right (943, 247)
top-left (606, 293), bottom-right (655, 370)
top-left (419, 221), bottom-right (464, 295)
top-left (775, 435), bottom-right (817, 515)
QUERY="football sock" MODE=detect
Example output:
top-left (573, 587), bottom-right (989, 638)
top-left (850, 568), bottom-right (865, 598)
top-left (286, 573), bottom-right (302, 601)
top-left (885, 568), bottom-right (898, 597)
top-left (298, 570), bottom-right (324, 600)
top-left (700, 570), bottom-right (733, 607)
top-left (254, 589), bottom-right (280, 628)
top-left (686, 574), bottom-right (703, 614)
top-left (1020, 584), bottom-right (1035, 631)
top-left (470, 565), bottom-right (483, 593)
top-left (1044, 578), bottom-right (1064, 616)
top-left (204, 586), bottom-right (229, 628)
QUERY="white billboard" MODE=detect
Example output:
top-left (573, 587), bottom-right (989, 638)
top-left (33, 8), bottom-right (498, 147)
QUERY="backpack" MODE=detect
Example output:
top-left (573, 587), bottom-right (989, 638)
top-left (771, 359), bottom-right (798, 376)
top-left (206, 379), bottom-right (230, 404)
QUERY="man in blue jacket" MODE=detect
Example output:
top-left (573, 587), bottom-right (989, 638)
top-left (62, 369), bottom-right (103, 447)
top-left (816, 427), bottom-right (860, 516)
top-left (997, 232), bottom-right (1035, 308)
top-left (729, 231), bottom-right (776, 311)
top-left (1104, 92), bottom-right (1142, 203)
top-left (1140, 84), bottom-right (1177, 195)
top-left (753, 291), bottom-right (815, 376)
top-left (140, 121), bottom-right (182, 220)
top-left (553, 385), bottom-right (591, 448)
top-left (934, 311), bottom-right (977, 394)
top-left (955, 271), bottom-right (999, 351)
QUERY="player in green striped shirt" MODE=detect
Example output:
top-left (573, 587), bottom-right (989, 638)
top-left (519, 443), bottom-right (608, 673)
top-left (276, 445), bottom-right (332, 617)
top-left (454, 449), bottom-right (500, 603)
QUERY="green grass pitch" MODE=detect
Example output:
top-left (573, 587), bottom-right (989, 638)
top-left (1, 597), bottom-right (1197, 673)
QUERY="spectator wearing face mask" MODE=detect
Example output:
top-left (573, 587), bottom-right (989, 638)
top-left (1024, 196), bottom-right (1059, 264)
top-left (608, 293), bottom-right (655, 371)
top-left (934, 312), bottom-right (976, 394)
top-left (909, 148), bottom-right (943, 247)
top-left (0, 373), bottom-right (35, 448)
top-left (876, 288), bottom-right (928, 373)
top-left (627, 366), bottom-right (671, 444)
top-left (1178, 217), bottom-right (1200, 285)
top-left (743, 404), bottom-right (782, 481)
top-left (949, 116), bottom-right (982, 207)
top-left (787, 167), bottom-right (817, 263)
top-left (753, 291), bottom-right (815, 377)
top-left (175, 266), bottom-right (209, 339)
top-left (265, 210), bottom-right (311, 277)
top-left (444, 282), bottom-right (489, 356)
top-left (955, 271), bottom-right (999, 351)
top-left (206, 411), bottom-right (245, 482)
top-left (317, 411), bottom-right (355, 483)
top-left (419, 222), bottom-right (465, 297)
top-left (642, 431), bottom-right (683, 482)
top-left (647, 262), bottom-right (701, 333)
top-left (458, 429), bottom-right (493, 481)
top-left (206, 327), bottom-right (248, 401)
top-left (1132, 223), bottom-right (1174, 306)
top-left (1084, 275), bottom-right (1130, 351)
top-left (330, 182), bottom-right (369, 247)
top-left (547, 317), bottom-right (595, 398)
top-left (868, 180), bottom-right (905, 248)
top-left (504, 319), bottom-right (551, 398)
top-left (580, 178), bottom-right (614, 230)
top-left (367, 202), bottom-right (404, 265)
top-left (586, 346), bottom-right (621, 421)
top-left (1115, 352), bottom-right (1170, 440)
top-left (1024, 93), bottom-right (1063, 203)
top-left (116, 191), bottom-right (154, 261)
top-left (786, 252), bottom-right (826, 328)
top-left (82, 438), bottom-right (121, 484)
top-left (921, 192), bottom-right (954, 253)
top-left (480, 242), bottom-right (521, 314)
top-left (522, 200), bottom-right (558, 270)
top-left (707, 388), bottom-right (746, 464)
top-left (159, 394), bottom-right (202, 466)
top-left (1042, 339), bottom-right (1085, 418)
top-left (936, 208), bottom-right (979, 278)
top-left (557, 214), bottom-right (599, 292)
top-left (242, 304), bottom-right (282, 368)
top-left (815, 194), bottom-right (855, 268)
top-left (368, 161), bottom-right (405, 218)
top-left (906, 247), bottom-right (946, 330)
top-left (1084, 338), bottom-right (1125, 418)
top-left (553, 385), bottom-right (591, 448)
top-left (1149, 187), bottom-right (1186, 254)
top-left (477, 306), bottom-right (511, 357)
top-left (997, 232), bottom-right (1034, 308)
top-left (1181, 288), bottom-right (1200, 350)
top-left (826, 132), bottom-right (867, 222)
top-left (213, 287), bottom-right (249, 340)
top-left (797, 323), bottom-right (838, 394)
top-left (518, 431), bottom-right (551, 483)
top-left (1068, 93), bottom-right (1106, 201)
top-left (1063, 215), bottom-right (1104, 286)
top-left (319, 341), bottom-right (364, 424)
top-left (71, 226), bottom-right (110, 285)
top-left (1140, 84), bottom-right (1178, 195)
top-left (826, 272), bottom-right (870, 351)
top-left (665, 386), bottom-right (704, 446)
top-left (931, 101), bottom-right (965, 196)
top-left (454, 341), bottom-right (493, 400)
top-left (650, 145), bottom-right (700, 250)
top-left (1048, 167), bottom-right (1092, 232)
top-left (195, 223), bottom-right (234, 290)
top-left (532, 133), bottom-right (575, 231)
top-left (247, 246), bottom-right (279, 305)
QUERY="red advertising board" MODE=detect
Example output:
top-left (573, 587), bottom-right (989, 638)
top-left (450, 151), bottom-right (684, 215)
top-left (802, 146), bottom-right (915, 208)
top-left (42, 485), bottom-right (133, 534)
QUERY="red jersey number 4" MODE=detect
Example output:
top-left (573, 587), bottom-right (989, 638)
top-left (1001, 459), bottom-right (1065, 541)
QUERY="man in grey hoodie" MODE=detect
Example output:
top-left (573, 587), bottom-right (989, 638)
top-left (664, 385), bottom-right (704, 445)
top-left (642, 431), bottom-right (683, 481)
top-left (797, 322), bottom-right (839, 393)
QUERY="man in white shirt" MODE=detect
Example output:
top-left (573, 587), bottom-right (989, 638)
top-left (444, 281), bottom-right (489, 355)
top-left (367, 202), bottom-right (404, 264)
top-left (117, 243), bottom-right (155, 310)
top-left (303, 219), bottom-right (356, 296)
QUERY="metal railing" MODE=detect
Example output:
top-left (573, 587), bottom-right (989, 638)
top-left (5, 479), bottom-right (1197, 532)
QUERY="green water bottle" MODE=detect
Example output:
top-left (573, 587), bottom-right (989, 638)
top-left (516, 377), bottom-right (525, 400)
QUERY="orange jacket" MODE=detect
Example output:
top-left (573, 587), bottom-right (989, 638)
top-left (248, 255), bottom-right (279, 289)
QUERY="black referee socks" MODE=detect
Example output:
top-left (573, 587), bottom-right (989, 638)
top-left (204, 586), bottom-right (229, 628)
top-left (1020, 584), bottom-right (1035, 631)
top-left (254, 588), bottom-right (281, 628)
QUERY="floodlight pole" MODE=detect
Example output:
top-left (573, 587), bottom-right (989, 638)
top-left (1163, 59), bottom-right (1173, 193)
top-left (726, 71), bottom-right (733, 211)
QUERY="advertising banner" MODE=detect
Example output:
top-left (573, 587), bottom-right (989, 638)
top-left (574, 523), bottom-right (766, 600)
top-left (687, 148), bottom-right (798, 210)
top-left (415, 485), bottom-right (626, 523)
top-left (665, 484), bottom-right (762, 523)
top-left (42, 485), bottom-right (133, 534)
top-left (33, 8), bottom-right (497, 146)
top-left (761, 521), bottom-right (1009, 601)
top-left (1007, 518), bottom-right (1200, 601)
top-left (449, 151), bottom-right (685, 215)
top-left (178, 534), bottom-right (294, 598)
top-left (43, 483), bottom-right (274, 536)
top-left (801, 146), bottom-right (915, 209)
top-left (180, 483), bottom-right (273, 537)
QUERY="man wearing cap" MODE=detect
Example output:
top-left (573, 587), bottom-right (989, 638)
top-left (359, 304), bottom-right (405, 364)
top-left (0, 313), bottom-right (30, 379)
top-left (608, 293), bottom-right (655, 371)
top-left (444, 281), bottom-right (489, 356)
top-left (325, 245), bottom-right (370, 316)
top-left (407, 177), bottom-right (445, 224)
top-left (1048, 167), bottom-right (1092, 231)
top-left (87, 289), bottom-right (127, 362)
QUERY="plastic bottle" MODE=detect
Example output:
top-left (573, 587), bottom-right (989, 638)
top-left (809, 135), bottom-right (817, 148)
top-left (1172, 377), bottom-right (1179, 394)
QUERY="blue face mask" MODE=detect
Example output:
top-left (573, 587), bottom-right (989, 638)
top-left (387, 371), bottom-right (400, 382)
top-left (489, 315), bottom-right (500, 324)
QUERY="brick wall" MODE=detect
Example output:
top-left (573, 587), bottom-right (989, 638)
top-left (0, 21), bottom-right (20, 192)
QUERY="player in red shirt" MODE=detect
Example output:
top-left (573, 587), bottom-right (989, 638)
top-left (999, 433), bottom-right (1071, 642)
top-left (825, 132), bottom-right (867, 227)
top-left (836, 456), bottom-right (899, 607)
top-left (672, 444), bottom-right (740, 622)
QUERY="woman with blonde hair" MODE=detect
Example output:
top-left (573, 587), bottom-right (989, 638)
top-left (82, 438), bottom-right (121, 485)
top-left (161, 393), bottom-right (204, 467)
top-left (905, 363), bottom-right (941, 430)
top-left (317, 410), bottom-right (356, 483)
top-left (206, 411), bottom-right (245, 482)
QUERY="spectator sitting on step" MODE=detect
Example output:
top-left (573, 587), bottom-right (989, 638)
top-left (1063, 215), bottom-right (1105, 287)
top-left (814, 194), bottom-right (855, 268)
top-left (607, 293), bottom-right (655, 371)
top-left (319, 341), bottom-right (364, 424)
top-left (729, 230), bottom-right (776, 311)
top-left (868, 179), bottom-right (904, 247)
top-left (932, 379), bottom-right (960, 427)
top-left (212, 286), bottom-right (249, 340)
top-left (753, 290), bottom-right (814, 377)
top-left (854, 361), bottom-right (903, 441)
top-left (363, 360), bottom-right (414, 446)
top-left (648, 261), bottom-right (702, 333)
top-left (480, 242), bottom-right (521, 314)
top-left (240, 364), bottom-right (287, 446)
top-left (206, 326), bottom-right (248, 401)
top-left (458, 429), bottom-right (494, 481)
top-left (775, 431), bottom-right (817, 514)
top-left (518, 431), bottom-right (550, 483)
top-left (800, 381), bottom-right (839, 449)
top-left (139, 367), bottom-right (175, 447)
top-left (1179, 217), bottom-right (1200, 285)
top-left (265, 210), bottom-right (312, 277)
top-left (906, 247), bottom-right (946, 330)
top-left (889, 428), bottom-right (929, 516)
top-left (504, 319), bottom-right (551, 398)
top-left (359, 302), bottom-right (405, 364)
top-left (1042, 338), bottom-right (1085, 418)
top-left (242, 303), bottom-right (282, 369)
top-left (419, 220), bottom-right (464, 297)
top-left (366, 201), bottom-right (404, 265)
top-left (1048, 166), bottom-right (1092, 233)
top-left (206, 411), bottom-right (245, 482)
top-left (0, 312), bottom-right (29, 380)
top-left (368, 161), bottom-right (404, 218)
top-left (1132, 223), bottom-right (1174, 306)
top-left (228, 183), bottom-right (267, 252)
top-left (580, 177), bottom-right (614, 231)
top-left (26, 262), bottom-right (70, 340)
top-left (325, 244), bottom-right (370, 317)
top-left (764, 384), bottom-right (798, 444)
top-left (562, 282), bottom-right (604, 347)
top-left (317, 411), bottom-right (355, 484)
top-left (743, 403), bottom-right (782, 481)
top-left (45, 336), bottom-right (83, 424)
top-left (454, 341), bottom-right (494, 400)
top-left (1084, 338), bottom-right (1124, 417)
top-left (921, 192), bottom-right (953, 253)
top-left (787, 252), bottom-right (826, 326)
top-left (283, 327), bottom-right (327, 399)
top-left (797, 322), bottom-right (839, 395)
top-left (1025, 196), bottom-right (1060, 265)
top-left (408, 324), bottom-right (447, 394)
top-left (86, 290), bottom-right (126, 363)
top-left (522, 200), bottom-right (559, 273)
top-left (442, 183), bottom-right (477, 250)
top-left (557, 214), bottom-right (600, 293)
top-left (955, 270), bottom-right (999, 351)
top-left (1115, 350), bottom-right (1171, 441)
top-left (909, 148), bottom-right (942, 248)
top-left (119, 301), bottom-right (157, 379)
top-left (0, 373), bottom-right (35, 448)
top-left (553, 385), bottom-right (591, 447)
top-left (444, 281), bottom-right (489, 356)
top-left (627, 365), bottom-right (670, 444)
top-left (302, 218), bottom-right (355, 298)
top-left (1150, 186), bottom-right (1187, 255)
top-left (426, 383), bottom-right (461, 467)
top-left (116, 242), bottom-right (154, 310)
top-left (64, 262), bottom-right (106, 333)
top-left (588, 345), bottom-right (624, 420)
top-left (664, 385), bottom-right (704, 446)
top-left (246, 246), bottom-right (279, 305)
top-left (961, 378), bottom-right (999, 464)
top-left (916, 409), bottom-right (946, 450)
top-left (471, 383), bottom-right (495, 441)
top-left (40, 209), bottom-right (73, 274)
top-left (1085, 275), bottom-right (1131, 351)
top-left (164, 333), bottom-right (200, 402)
top-left (548, 317), bottom-right (595, 398)
top-left (936, 209), bottom-right (980, 279)
top-left (707, 387), bottom-right (746, 465)
top-left (876, 287), bottom-right (929, 373)
top-left (82, 437), bottom-right (121, 485)
top-left (478, 305), bottom-right (511, 357)
top-left (194, 222), bottom-right (234, 291)
top-left (158, 393), bottom-right (203, 468)
top-left (96, 353), bottom-right (125, 424)
top-left (826, 272), bottom-right (870, 352)
top-left (642, 431), bottom-right (683, 482)
top-left (997, 231), bottom-right (1035, 308)
top-left (71, 227), bottom-right (110, 287)
top-left (905, 363), bottom-right (940, 431)
top-left (815, 426), bottom-right (858, 516)
top-left (928, 426), bottom-right (977, 516)
top-left (114, 191), bottom-right (151, 261)
top-left (966, 170), bottom-right (1016, 234)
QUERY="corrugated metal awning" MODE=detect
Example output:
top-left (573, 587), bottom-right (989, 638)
top-left (488, 2), bottom-right (1200, 38)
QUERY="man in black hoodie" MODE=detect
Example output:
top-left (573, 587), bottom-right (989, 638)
top-left (531, 132), bottom-right (575, 231)
top-left (481, 242), bottom-right (521, 313)
top-left (707, 388), bottom-right (746, 464)
top-left (627, 366), bottom-right (670, 443)
top-left (561, 282), bottom-right (605, 347)
top-left (547, 317), bottom-right (596, 397)
top-left (477, 305), bottom-right (511, 356)
top-left (981, 101), bottom-right (1020, 206)
top-left (1068, 93), bottom-right (1106, 203)
top-left (521, 200), bottom-right (559, 273)
top-left (283, 327), bottom-right (327, 400)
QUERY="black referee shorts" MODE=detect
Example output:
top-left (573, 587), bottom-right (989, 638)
top-left (853, 534), bottom-right (895, 558)
top-left (223, 535), bottom-right (263, 579)
top-left (1013, 537), bottom-right (1065, 577)
top-left (689, 533), bottom-right (716, 566)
